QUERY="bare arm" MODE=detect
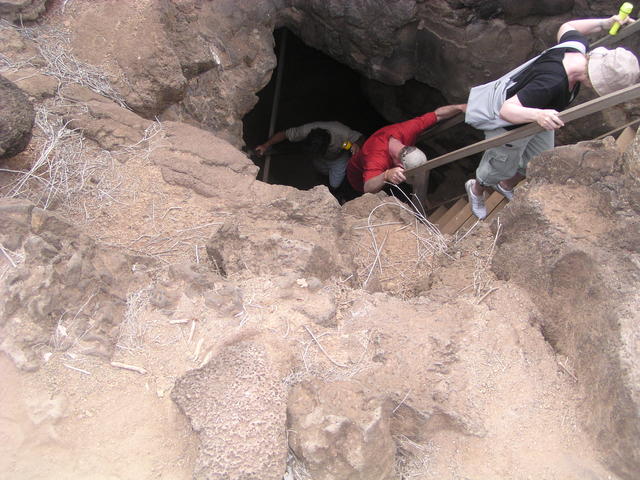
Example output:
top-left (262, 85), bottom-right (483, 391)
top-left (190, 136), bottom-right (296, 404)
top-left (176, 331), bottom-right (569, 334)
top-left (434, 104), bottom-right (467, 122)
top-left (499, 95), bottom-right (564, 130)
top-left (557, 15), bottom-right (633, 41)
top-left (363, 167), bottom-right (405, 194)
top-left (255, 131), bottom-right (287, 155)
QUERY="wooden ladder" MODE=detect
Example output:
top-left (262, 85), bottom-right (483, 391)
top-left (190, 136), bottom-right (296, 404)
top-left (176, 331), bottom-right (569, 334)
top-left (427, 126), bottom-right (637, 235)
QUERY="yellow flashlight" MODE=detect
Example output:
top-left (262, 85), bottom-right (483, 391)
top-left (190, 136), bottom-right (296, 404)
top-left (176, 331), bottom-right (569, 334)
top-left (610, 2), bottom-right (634, 35)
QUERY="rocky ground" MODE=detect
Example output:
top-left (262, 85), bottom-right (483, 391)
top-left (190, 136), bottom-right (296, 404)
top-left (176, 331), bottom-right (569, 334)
top-left (1, 2), bottom-right (640, 480)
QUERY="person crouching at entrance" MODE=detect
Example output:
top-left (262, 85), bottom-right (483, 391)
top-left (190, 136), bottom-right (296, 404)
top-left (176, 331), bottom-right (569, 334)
top-left (341, 104), bottom-right (467, 202)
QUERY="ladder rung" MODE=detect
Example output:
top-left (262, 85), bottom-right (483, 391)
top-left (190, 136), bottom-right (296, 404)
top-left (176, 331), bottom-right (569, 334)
top-left (427, 205), bottom-right (448, 223)
top-left (435, 198), bottom-right (467, 229)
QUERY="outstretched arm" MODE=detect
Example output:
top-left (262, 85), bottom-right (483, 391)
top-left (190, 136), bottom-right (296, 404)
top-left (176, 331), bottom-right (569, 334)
top-left (255, 131), bottom-right (287, 156)
top-left (434, 104), bottom-right (466, 122)
top-left (557, 15), bottom-right (634, 41)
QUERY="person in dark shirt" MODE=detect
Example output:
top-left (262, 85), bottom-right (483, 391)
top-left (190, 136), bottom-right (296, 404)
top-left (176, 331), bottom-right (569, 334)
top-left (465, 15), bottom-right (640, 219)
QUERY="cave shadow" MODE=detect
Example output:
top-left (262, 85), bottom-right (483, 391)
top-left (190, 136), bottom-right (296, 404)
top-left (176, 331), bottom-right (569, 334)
top-left (242, 27), bottom-right (482, 204)
top-left (242, 27), bottom-right (388, 190)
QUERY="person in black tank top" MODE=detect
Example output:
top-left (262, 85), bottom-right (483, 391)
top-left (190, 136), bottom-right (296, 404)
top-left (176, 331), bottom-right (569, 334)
top-left (505, 30), bottom-right (588, 126)
top-left (465, 15), bottom-right (640, 219)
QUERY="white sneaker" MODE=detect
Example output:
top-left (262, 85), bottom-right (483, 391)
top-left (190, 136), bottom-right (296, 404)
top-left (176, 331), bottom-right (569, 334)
top-left (493, 183), bottom-right (514, 201)
top-left (465, 179), bottom-right (487, 219)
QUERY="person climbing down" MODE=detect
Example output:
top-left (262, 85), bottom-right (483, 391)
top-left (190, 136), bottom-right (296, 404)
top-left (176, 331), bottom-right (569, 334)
top-left (343, 104), bottom-right (466, 200)
top-left (464, 14), bottom-right (640, 219)
top-left (255, 121), bottom-right (364, 200)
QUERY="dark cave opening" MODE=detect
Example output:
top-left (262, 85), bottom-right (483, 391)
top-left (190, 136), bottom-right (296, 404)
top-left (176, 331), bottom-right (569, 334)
top-left (242, 27), bottom-right (481, 205)
top-left (242, 27), bottom-right (389, 191)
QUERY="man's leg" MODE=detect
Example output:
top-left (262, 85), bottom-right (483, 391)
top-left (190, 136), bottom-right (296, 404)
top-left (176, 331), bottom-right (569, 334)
top-left (467, 129), bottom-right (528, 218)
top-left (519, 130), bottom-right (555, 176)
top-left (498, 130), bottom-right (554, 193)
top-left (500, 172), bottom-right (525, 191)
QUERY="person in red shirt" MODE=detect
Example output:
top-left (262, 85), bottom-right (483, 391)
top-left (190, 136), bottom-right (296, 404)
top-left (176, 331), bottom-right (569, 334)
top-left (345, 104), bottom-right (466, 195)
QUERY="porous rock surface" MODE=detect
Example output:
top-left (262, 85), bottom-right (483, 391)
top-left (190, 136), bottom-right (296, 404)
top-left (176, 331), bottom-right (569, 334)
top-left (0, 198), bottom-right (153, 371)
top-left (171, 333), bottom-right (291, 480)
top-left (287, 380), bottom-right (396, 480)
top-left (204, 185), bottom-right (355, 281)
top-left (491, 135), bottom-right (640, 480)
top-left (0, 75), bottom-right (34, 159)
top-left (0, 0), bottom-right (46, 23)
top-left (63, 0), bottom-right (276, 145)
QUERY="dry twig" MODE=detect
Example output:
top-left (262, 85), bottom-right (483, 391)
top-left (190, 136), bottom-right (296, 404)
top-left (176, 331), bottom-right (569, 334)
top-left (110, 361), bottom-right (147, 375)
top-left (117, 288), bottom-right (152, 350)
top-left (393, 389), bottom-right (412, 414)
top-left (192, 337), bottom-right (204, 361)
top-left (0, 243), bottom-right (18, 268)
top-left (302, 325), bottom-right (349, 369)
top-left (63, 363), bottom-right (91, 375)
top-left (19, 23), bottom-right (128, 107)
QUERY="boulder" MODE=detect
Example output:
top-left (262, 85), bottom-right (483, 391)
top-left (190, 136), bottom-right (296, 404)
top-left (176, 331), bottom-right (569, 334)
top-left (65, 0), bottom-right (187, 117)
top-left (204, 184), bottom-right (355, 281)
top-left (0, 199), bottom-right (153, 370)
top-left (0, 0), bottom-right (46, 22)
top-left (171, 333), bottom-right (291, 480)
top-left (63, 0), bottom-right (276, 144)
top-left (153, 120), bottom-right (259, 197)
top-left (205, 216), bottom-right (342, 282)
top-left (158, 0), bottom-right (277, 146)
top-left (0, 75), bottom-right (34, 159)
top-left (287, 380), bottom-right (396, 480)
top-left (4, 68), bottom-right (58, 100)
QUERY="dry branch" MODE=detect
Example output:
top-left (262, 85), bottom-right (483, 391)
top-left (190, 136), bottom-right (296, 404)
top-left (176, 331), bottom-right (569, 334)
top-left (303, 325), bottom-right (349, 368)
top-left (0, 243), bottom-right (18, 268)
top-left (63, 363), bottom-right (91, 375)
top-left (110, 361), bottom-right (147, 375)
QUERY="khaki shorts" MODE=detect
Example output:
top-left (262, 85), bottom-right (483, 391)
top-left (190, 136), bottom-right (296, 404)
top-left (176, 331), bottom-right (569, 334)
top-left (476, 129), bottom-right (554, 187)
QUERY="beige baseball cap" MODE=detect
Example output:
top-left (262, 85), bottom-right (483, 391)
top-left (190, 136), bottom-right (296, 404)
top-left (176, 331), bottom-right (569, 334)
top-left (400, 146), bottom-right (427, 169)
top-left (588, 46), bottom-right (640, 96)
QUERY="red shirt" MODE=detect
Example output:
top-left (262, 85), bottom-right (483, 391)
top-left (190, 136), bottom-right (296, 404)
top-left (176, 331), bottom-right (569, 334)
top-left (346, 112), bottom-right (438, 192)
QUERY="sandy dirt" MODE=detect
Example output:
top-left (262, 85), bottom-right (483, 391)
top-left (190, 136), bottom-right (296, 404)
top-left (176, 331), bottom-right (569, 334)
top-left (0, 135), bottom-right (621, 479)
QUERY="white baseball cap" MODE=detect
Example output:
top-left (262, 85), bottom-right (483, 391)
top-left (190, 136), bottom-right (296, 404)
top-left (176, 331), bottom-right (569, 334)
top-left (400, 146), bottom-right (427, 169)
top-left (588, 47), bottom-right (640, 96)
